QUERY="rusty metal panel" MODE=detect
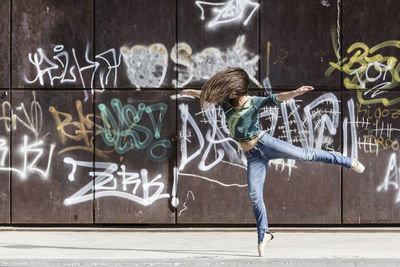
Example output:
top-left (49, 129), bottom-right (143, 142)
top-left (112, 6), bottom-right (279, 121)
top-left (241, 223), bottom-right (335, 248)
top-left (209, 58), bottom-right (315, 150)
top-left (94, 90), bottom-right (176, 224)
top-left (12, 0), bottom-right (93, 89)
top-left (342, 0), bottom-right (400, 92)
top-left (177, 91), bottom-right (342, 224)
top-left (260, 0), bottom-right (341, 90)
top-left (343, 91), bottom-right (400, 223)
top-left (177, 0), bottom-right (260, 89)
top-left (0, 90), bottom-right (10, 223)
top-left (11, 90), bottom-right (93, 223)
top-left (0, 1), bottom-right (9, 88)
top-left (95, 0), bottom-right (176, 89)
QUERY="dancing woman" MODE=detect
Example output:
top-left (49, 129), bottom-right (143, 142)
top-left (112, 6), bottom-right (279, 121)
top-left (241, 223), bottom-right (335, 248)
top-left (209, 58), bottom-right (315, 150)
top-left (180, 67), bottom-right (365, 257)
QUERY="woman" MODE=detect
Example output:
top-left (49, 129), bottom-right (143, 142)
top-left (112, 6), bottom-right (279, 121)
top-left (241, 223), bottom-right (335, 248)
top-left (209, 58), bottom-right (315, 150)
top-left (180, 67), bottom-right (365, 257)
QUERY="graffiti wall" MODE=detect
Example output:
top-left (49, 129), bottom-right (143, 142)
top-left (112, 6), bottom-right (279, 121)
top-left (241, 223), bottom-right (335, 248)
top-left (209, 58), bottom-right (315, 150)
top-left (0, 0), bottom-right (399, 225)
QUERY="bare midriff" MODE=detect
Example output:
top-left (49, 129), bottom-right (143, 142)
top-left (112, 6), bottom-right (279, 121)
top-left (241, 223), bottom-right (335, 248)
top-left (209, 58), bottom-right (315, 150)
top-left (239, 130), bottom-right (267, 152)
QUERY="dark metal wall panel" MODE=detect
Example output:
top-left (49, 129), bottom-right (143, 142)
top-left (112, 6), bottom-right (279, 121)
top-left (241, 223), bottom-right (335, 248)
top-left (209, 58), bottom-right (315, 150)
top-left (343, 91), bottom-right (400, 223)
top-left (0, 1), bottom-right (10, 89)
top-left (95, 0), bottom-right (176, 89)
top-left (177, 0), bottom-right (260, 89)
top-left (11, 90), bottom-right (93, 223)
top-left (260, 0), bottom-right (341, 90)
top-left (342, 0), bottom-right (400, 93)
top-left (177, 91), bottom-right (342, 224)
top-left (341, 0), bottom-right (400, 224)
top-left (0, 90), bottom-right (10, 223)
top-left (11, 0), bottom-right (93, 89)
top-left (94, 90), bottom-right (175, 224)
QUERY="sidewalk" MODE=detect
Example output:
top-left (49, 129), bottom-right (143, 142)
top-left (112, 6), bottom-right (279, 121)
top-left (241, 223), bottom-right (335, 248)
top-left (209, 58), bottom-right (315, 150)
top-left (0, 227), bottom-right (399, 266)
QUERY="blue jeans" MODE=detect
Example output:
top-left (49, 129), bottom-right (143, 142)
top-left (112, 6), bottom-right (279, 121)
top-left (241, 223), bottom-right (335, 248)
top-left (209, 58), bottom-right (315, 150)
top-left (243, 132), bottom-right (352, 243)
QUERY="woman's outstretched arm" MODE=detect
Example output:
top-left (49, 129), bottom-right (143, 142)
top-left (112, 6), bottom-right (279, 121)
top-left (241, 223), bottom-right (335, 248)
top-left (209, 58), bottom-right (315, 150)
top-left (180, 89), bottom-right (202, 98)
top-left (276, 86), bottom-right (314, 102)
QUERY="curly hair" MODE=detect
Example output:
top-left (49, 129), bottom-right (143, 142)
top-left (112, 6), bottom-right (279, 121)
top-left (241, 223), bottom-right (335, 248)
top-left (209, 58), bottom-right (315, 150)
top-left (199, 67), bottom-right (250, 107)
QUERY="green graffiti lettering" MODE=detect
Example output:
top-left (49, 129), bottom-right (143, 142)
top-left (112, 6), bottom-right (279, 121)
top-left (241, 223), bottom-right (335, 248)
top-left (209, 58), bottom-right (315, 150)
top-left (98, 98), bottom-right (171, 161)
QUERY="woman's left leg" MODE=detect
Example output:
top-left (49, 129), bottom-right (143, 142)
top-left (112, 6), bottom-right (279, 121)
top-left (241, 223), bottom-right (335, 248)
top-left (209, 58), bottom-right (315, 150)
top-left (257, 134), bottom-right (352, 168)
top-left (245, 151), bottom-right (269, 243)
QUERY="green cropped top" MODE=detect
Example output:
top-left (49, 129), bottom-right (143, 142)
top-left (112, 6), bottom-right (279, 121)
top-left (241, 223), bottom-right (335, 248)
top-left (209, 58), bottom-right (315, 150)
top-left (219, 94), bottom-right (281, 142)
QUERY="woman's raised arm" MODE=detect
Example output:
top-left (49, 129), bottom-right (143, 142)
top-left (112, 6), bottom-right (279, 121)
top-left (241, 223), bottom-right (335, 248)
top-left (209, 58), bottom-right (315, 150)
top-left (276, 86), bottom-right (314, 102)
top-left (180, 89), bottom-right (202, 98)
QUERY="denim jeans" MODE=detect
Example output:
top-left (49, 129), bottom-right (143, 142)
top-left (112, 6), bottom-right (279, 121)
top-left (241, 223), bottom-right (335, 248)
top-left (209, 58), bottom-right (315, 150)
top-left (243, 132), bottom-right (352, 243)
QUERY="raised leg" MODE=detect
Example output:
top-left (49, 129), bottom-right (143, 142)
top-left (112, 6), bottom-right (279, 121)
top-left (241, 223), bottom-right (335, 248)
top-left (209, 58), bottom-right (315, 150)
top-left (258, 135), bottom-right (352, 168)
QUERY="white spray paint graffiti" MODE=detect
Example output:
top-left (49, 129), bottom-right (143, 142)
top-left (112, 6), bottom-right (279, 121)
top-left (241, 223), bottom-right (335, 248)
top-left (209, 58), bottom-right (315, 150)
top-left (342, 99), bottom-right (358, 159)
top-left (277, 101), bottom-right (296, 176)
top-left (350, 60), bottom-right (393, 98)
top-left (377, 153), bottom-right (400, 203)
top-left (171, 35), bottom-right (260, 88)
top-left (63, 157), bottom-right (170, 206)
top-left (26, 35), bottom-right (260, 91)
top-left (320, 0), bottom-right (331, 7)
top-left (275, 94), bottom-right (339, 151)
top-left (174, 93), bottom-right (346, 207)
top-left (0, 93), bottom-right (55, 179)
top-left (178, 102), bottom-right (246, 172)
top-left (120, 44), bottom-right (169, 89)
top-left (303, 93), bottom-right (339, 150)
top-left (195, 0), bottom-right (260, 28)
top-left (0, 135), bottom-right (55, 179)
top-left (24, 44), bottom-right (122, 100)
top-left (177, 93), bottom-right (343, 178)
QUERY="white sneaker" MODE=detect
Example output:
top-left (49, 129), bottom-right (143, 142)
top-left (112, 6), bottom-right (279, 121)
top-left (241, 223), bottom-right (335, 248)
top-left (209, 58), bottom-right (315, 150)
top-left (351, 159), bottom-right (365, 174)
top-left (258, 232), bottom-right (274, 257)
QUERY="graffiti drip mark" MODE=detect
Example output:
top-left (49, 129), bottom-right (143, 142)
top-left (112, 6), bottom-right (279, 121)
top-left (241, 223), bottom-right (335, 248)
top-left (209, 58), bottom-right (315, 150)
top-left (178, 191), bottom-right (195, 217)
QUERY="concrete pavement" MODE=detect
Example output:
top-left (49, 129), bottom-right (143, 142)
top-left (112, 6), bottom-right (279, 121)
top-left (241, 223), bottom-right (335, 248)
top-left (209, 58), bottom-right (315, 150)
top-left (0, 227), bottom-right (399, 266)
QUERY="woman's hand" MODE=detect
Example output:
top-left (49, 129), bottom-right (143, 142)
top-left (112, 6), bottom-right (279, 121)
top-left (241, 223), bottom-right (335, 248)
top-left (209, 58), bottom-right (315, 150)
top-left (294, 86), bottom-right (314, 96)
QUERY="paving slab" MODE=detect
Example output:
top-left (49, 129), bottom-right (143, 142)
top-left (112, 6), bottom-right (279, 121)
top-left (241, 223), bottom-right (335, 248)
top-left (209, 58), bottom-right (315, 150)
top-left (0, 228), bottom-right (399, 266)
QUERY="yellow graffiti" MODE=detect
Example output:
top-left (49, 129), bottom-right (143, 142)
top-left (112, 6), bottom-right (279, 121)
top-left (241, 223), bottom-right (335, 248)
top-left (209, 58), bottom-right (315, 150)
top-left (0, 94), bottom-right (43, 136)
top-left (0, 101), bottom-right (11, 131)
top-left (356, 103), bottom-right (400, 120)
top-left (49, 100), bottom-right (114, 160)
top-left (363, 134), bottom-right (399, 152)
top-left (326, 27), bottom-right (400, 106)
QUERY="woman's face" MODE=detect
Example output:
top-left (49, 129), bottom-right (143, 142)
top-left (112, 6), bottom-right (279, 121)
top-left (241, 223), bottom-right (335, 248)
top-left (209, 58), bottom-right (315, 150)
top-left (228, 94), bottom-right (241, 108)
top-left (229, 93), bottom-right (238, 99)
